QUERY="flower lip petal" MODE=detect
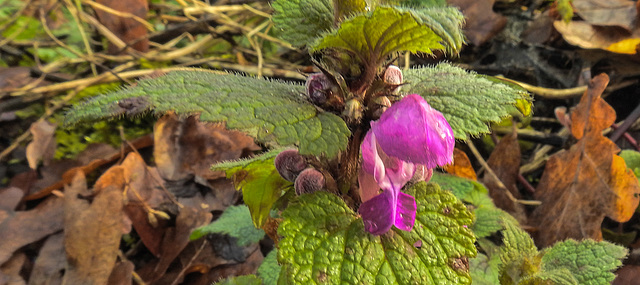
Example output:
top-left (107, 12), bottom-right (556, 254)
top-left (372, 94), bottom-right (454, 168)
top-left (359, 190), bottom-right (395, 235)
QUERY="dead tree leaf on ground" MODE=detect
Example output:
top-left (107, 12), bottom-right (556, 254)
top-left (94, 0), bottom-right (149, 53)
top-left (63, 172), bottom-right (125, 285)
top-left (0, 196), bottom-right (64, 265)
top-left (29, 233), bottom-right (65, 285)
top-left (447, 0), bottom-right (507, 46)
top-left (530, 74), bottom-right (640, 248)
top-left (443, 148), bottom-right (477, 180)
top-left (0, 252), bottom-right (27, 285)
top-left (482, 132), bottom-right (527, 223)
top-left (26, 120), bottom-right (57, 169)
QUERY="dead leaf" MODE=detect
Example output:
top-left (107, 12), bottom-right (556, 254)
top-left (0, 187), bottom-right (23, 212)
top-left (482, 132), bottom-right (527, 223)
top-left (154, 114), bottom-right (259, 182)
top-left (447, 0), bottom-right (507, 46)
top-left (94, 0), bottom-right (149, 53)
top-left (0, 252), bottom-right (26, 285)
top-left (573, 0), bottom-right (637, 31)
top-left (554, 21), bottom-right (640, 54)
top-left (443, 148), bottom-right (477, 180)
top-left (530, 74), bottom-right (640, 247)
top-left (26, 120), bottom-right (57, 169)
top-left (63, 172), bottom-right (125, 285)
top-left (107, 261), bottom-right (134, 285)
top-left (29, 233), bottom-right (65, 285)
top-left (613, 265), bottom-right (640, 285)
top-left (0, 196), bottom-right (64, 265)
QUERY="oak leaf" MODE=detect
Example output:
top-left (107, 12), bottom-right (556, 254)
top-left (530, 74), bottom-right (640, 247)
top-left (444, 148), bottom-right (477, 180)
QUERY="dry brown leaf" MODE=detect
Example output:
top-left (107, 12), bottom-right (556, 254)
top-left (0, 252), bottom-right (26, 285)
top-left (482, 132), bottom-right (527, 223)
top-left (26, 120), bottom-right (57, 169)
top-left (613, 265), bottom-right (640, 285)
top-left (0, 187), bottom-right (23, 212)
top-left (447, 0), bottom-right (507, 46)
top-left (154, 114), bottom-right (259, 181)
top-left (0, 196), bottom-right (64, 265)
top-left (94, 0), bottom-right (149, 53)
top-left (573, 0), bottom-right (637, 31)
top-left (63, 172), bottom-right (125, 285)
top-left (443, 148), bottom-right (477, 180)
top-left (106, 261), bottom-right (134, 285)
top-left (28, 233), bottom-right (65, 285)
top-left (530, 74), bottom-right (640, 247)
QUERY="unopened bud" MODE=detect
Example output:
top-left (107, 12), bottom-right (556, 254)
top-left (306, 73), bottom-right (330, 105)
top-left (383, 65), bottom-right (403, 93)
top-left (275, 149), bottom-right (307, 182)
top-left (294, 168), bottom-right (325, 195)
top-left (409, 165), bottom-right (433, 184)
top-left (342, 99), bottom-right (363, 122)
top-left (372, 96), bottom-right (392, 118)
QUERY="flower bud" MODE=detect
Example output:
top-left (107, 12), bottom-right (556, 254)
top-left (342, 99), bottom-right (363, 122)
top-left (294, 168), bottom-right (325, 195)
top-left (274, 149), bottom-right (307, 182)
top-left (383, 65), bottom-right (403, 93)
top-left (305, 73), bottom-right (330, 105)
top-left (372, 96), bottom-right (392, 119)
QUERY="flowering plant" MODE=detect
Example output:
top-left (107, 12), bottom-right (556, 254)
top-left (66, 0), bottom-right (628, 284)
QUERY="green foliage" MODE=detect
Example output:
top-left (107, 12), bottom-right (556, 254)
top-left (403, 63), bottom-right (532, 139)
top-left (541, 240), bottom-right (627, 285)
top-left (190, 205), bottom-right (265, 246)
top-left (277, 182), bottom-right (476, 284)
top-left (620, 149), bottom-right (640, 178)
top-left (258, 249), bottom-right (281, 285)
top-left (64, 70), bottom-right (350, 158)
top-left (271, 0), bottom-right (334, 47)
top-left (312, 7), bottom-right (460, 66)
top-left (214, 275), bottom-right (263, 285)
top-left (470, 252), bottom-right (501, 285)
top-left (215, 153), bottom-right (292, 228)
top-left (554, 0), bottom-right (574, 23)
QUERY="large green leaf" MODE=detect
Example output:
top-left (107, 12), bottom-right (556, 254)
top-left (271, 0), bottom-right (334, 47)
top-left (277, 182), bottom-right (476, 284)
top-left (541, 240), bottom-right (627, 285)
top-left (403, 63), bottom-right (531, 139)
top-left (312, 7), bottom-right (458, 65)
top-left (258, 249), bottom-right (281, 285)
top-left (65, 70), bottom-right (350, 158)
top-left (190, 205), bottom-right (265, 246)
top-left (215, 154), bottom-right (292, 228)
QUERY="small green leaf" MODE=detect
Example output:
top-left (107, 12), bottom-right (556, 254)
top-left (65, 70), bottom-right (350, 158)
top-left (212, 148), bottom-right (284, 172)
top-left (190, 205), bottom-right (265, 246)
top-left (312, 7), bottom-right (452, 65)
top-left (620, 149), bottom-right (640, 179)
top-left (469, 253), bottom-right (501, 285)
top-left (223, 157), bottom-right (292, 228)
top-left (271, 0), bottom-right (334, 47)
top-left (541, 239), bottom-right (627, 285)
top-left (472, 207), bottom-right (506, 239)
top-left (403, 63), bottom-right (531, 139)
top-left (278, 182), bottom-right (476, 284)
top-left (499, 217), bottom-right (537, 269)
top-left (258, 249), bottom-right (281, 285)
top-left (555, 0), bottom-right (574, 23)
top-left (214, 275), bottom-right (263, 285)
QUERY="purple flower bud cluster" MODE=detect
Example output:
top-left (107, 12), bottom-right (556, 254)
top-left (275, 149), bottom-right (325, 195)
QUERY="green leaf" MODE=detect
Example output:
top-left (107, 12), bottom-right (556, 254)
top-left (271, 0), bottom-right (334, 47)
top-left (620, 149), bottom-right (640, 179)
top-left (277, 182), bottom-right (476, 284)
top-left (403, 63), bottom-right (531, 139)
top-left (469, 253), bottom-right (501, 285)
top-left (333, 0), bottom-right (367, 20)
top-left (472, 207), bottom-right (506, 239)
top-left (65, 70), bottom-right (350, 158)
top-left (190, 205), bottom-right (265, 245)
top-left (499, 217), bottom-right (537, 269)
top-left (212, 148), bottom-right (284, 172)
top-left (555, 0), bottom-right (574, 23)
top-left (410, 7), bottom-right (465, 54)
top-left (258, 249), bottom-right (281, 285)
top-left (223, 156), bottom-right (292, 228)
top-left (541, 239), bottom-right (627, 285)
top-left (214, 275), bottom-right (263, 285)
top-left (312, 7), bottom-right (451, 65)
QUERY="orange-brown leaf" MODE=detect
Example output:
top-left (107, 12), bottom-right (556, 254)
top-left (531, 74), bottom-right (640, 247)
top-left (443, 148), bottom-right (477, 180)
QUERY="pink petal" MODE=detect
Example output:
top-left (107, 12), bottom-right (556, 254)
top-left (394, 192), bottom-right (416, 231)
top-left (359, 190), bottom-right (394, 235)
top-left (358, 167), bottom-right (381, 202)
top-left (372, 94), bottom-right (455, 168)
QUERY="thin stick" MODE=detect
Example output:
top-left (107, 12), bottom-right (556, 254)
top-left (467, 140), bottom-right (541, 206)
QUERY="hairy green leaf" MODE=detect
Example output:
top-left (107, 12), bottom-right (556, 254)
top-left (277, 182), bottom-right (476, 284)
top-left (214, 275), bottom-right (263, 285)
top-left (470, 253), bottom-right (501, 285)
top-left (541, 240), bottom-right (627, 285)
top-left (312, 7), bottom-right (451, 65)
top-left (403, 63), bottom-right (531, 139)
top-left (258, 249), bottom-right (281, 285)
top-left (410, 7), bottom-right (465, 54)
top-left (271, 0), bottom-right (334, 47)
top-left (212, 148), bottom-right (284, 172)
top-left (499, 217), bottom-right (537, 270)
top-left (333, 0), bottom-right (367, 20)
top-left (472, 207), bottom-right (506, 239)
top-left (190, 205), bottom-right (265, 245)
top-left (620, 149), bottom-right (640, 179)
top-left (65, 70), bottom-right (350, 158)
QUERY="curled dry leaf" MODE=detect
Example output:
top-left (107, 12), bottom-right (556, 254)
top-left (447, 0), bottom-right (507, 46)
top-left (63, 172), bottom-right (125, 285)
top-left (530, 74), bottom-right (640, 247)
top-left (443, 148), bottom-right (477, 180)
top-left (26, 120), bottom-right (57, 169)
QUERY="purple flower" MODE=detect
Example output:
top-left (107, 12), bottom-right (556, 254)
top-left (359, 94), bottom-right (455, 235)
